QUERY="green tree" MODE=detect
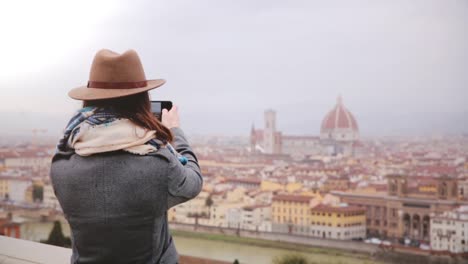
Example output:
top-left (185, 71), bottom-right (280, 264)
top-left (233, 259), bottom-right (240, 264)
top-left (273, 254), bottom-right (309, 264)
top-left (205, 195), bottom-right (213, 207)
top-left (205, 195), bottom-right (213, 217)
top-left (43, 220), bottom-right (70, 247)
top-left (32, 184), bottom-right (43, 202)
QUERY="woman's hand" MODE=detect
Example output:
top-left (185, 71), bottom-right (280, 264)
top-left (161, 105), bottom-right (180, 129)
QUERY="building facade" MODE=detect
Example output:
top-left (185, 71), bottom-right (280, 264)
top-left (0, 214), bottom-right (20, 238)
top-left (271, 193), bottom-right (366, 240)
top-left (271, 194), bottom-right (313, 235)
top-left (169, 191), bottom-right (211, 224)
top-left (431, 206), bottom-right (468, 254)
top-left (0, 177), bottom-right (32, 203)
top-left (43, 184), bottom-right (60, 209)
top-left (226, 204), bottom-right (272, 232)
top-left (309, 204), bottom-right (366, 240)
top-left (333, 174), bottom-right (467, 242)
top-left (241, 204), bottom-right (272, 231)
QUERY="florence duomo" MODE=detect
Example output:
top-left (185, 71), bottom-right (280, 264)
top-left (250, 96), bottom-right (362, 157)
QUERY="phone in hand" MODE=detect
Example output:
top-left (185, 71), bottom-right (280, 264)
top-left (151, 101), bottom-right (173, 121)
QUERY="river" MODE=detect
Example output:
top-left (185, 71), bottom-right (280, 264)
top-left (19, 219), bottom-right (374, 263)
top-left (172, 235), bottom-right (380, 264)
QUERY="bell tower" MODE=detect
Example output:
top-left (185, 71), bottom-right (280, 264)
top-left (264, 110), bottom-right (277, 154)
top-left (437, 175), bottom-right (458, 200)
top-left (250, 123), bottom-right (256, 153)
top-left (387, 174), bottom-right (408, 197)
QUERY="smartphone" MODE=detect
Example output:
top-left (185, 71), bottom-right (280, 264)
top-left (151, 101), bottom-right (173, 121)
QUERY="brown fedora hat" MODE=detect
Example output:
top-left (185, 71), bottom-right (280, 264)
top-left (68, 49), bottom-right (165, 100)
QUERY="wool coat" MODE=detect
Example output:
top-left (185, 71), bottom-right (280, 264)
top-left (50, 127), bottom-right (203, 264)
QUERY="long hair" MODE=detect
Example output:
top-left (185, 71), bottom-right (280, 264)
top-left (82, 92), bottom-right (173, 143)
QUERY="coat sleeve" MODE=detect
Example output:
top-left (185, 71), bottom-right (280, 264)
top-left (166, 127), bottom-right (203, 209)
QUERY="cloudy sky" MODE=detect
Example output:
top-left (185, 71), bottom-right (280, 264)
top-left (0, 0), bottom-right (467, 137)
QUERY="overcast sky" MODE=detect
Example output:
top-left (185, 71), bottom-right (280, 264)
top-left (0, 0), bottom-right (467, 137)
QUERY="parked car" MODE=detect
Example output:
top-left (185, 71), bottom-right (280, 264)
top-left (381, 240), bottom-right (392, 246)
top-left (410, 240), bottom-right (420, 247)
top-left (404, 238), bottom-right (411, 245)
top-left (420, 244), bottom-right (431, 250)
top-left (398, 238), bottom-right (405, 245)
top-left (365, 238), bottom-right (382, 245)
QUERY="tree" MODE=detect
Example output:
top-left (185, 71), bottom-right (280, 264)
top-left (42, 220), bottom-right (71, 247)
top-left (205, 195), bottom-right (214, 217)
top-left (273, 254), bottom-right (309, 264)
top-left (32, 184), bottom-right (43, 202)
top-left (205, 195), bottom-right (214, 207)
top-left (233, 259), bottom-right (240, 264)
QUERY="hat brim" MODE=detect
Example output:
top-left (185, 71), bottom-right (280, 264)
top-left (68, 79), bottom-right (166, 100)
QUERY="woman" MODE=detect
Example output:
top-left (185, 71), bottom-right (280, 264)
top-left (50, 49), bottom-right (203, 264)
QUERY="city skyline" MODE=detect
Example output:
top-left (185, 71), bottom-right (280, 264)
top-left (0, 95), bottom-right (467, 139)
top-left (1, 1), bottom-right (468, 263)
top-left (1, 113), bottom-right (467, 262)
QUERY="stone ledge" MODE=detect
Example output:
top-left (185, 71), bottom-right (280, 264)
top-left (0, 236), bottom-right (231, 264)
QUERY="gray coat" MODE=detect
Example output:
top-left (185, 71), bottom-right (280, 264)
top-left (50, 127), bottom-right (203, 264)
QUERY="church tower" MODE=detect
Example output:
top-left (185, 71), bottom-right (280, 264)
top-left (264, 110), bottom-right (277, 154)
top-left (387, 174), bottom-right (408, 197)
top-left (437, 175), bottom-right (458, 200)
top-left (250, 123), bottom-right (257, 153)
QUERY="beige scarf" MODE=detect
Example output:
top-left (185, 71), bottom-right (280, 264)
top-left (69, 118), bottom-right (158, 156)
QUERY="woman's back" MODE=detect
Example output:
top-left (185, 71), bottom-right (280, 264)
top-left (51, 127), bottom-right (203, 263)
top-left (50, 49), bottom-right (202, 263)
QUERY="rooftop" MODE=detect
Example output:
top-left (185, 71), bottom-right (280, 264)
top-left (311, 204), bottom-right (366, 213)
top-left (272, 194), bottom-right (313, 203)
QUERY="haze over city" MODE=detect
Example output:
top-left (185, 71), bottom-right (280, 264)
top-left (0, 0), bottom-right (467, 137)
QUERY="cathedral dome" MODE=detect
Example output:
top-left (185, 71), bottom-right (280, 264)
top-left (320, 96), bottom-right (359, 141)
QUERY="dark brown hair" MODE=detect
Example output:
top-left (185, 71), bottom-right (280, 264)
top-left (82, 92), bottom-right (173, 143)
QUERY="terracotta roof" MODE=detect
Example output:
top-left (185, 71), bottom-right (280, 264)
top-left (251, 129), bottom-right (281, 142)
top-left (243, 204), bottom-right (271, 211)
top-left (253, 130), bottom-right (264, 141)
top-left (210, 190), bottom-right (228, 196)
top-left (0, 176), bottom-right (31, 181)
top-left (272, 194), bottom-right (313, 203)
top-left (247, 189), bottom-right (271, 196)
top-left (320, 96), bottom-right (359, 132)
top-left (224, 177), bottom-right (261, 185)
top-left (352, 141), bottom-right (364, 147)
top-left (369, 184), bottom-right (387, 191)
top-left (282, 135), bottom-right (320, 140)
top-left (0, 150), bottom-right (19, 159)
top-left (311, 204), bottom-right (366, 213)
top-left (415, 166), bottom-right (457, 175)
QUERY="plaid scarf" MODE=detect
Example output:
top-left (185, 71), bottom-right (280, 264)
top-left (56, 106), bottom-right (187, 165)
